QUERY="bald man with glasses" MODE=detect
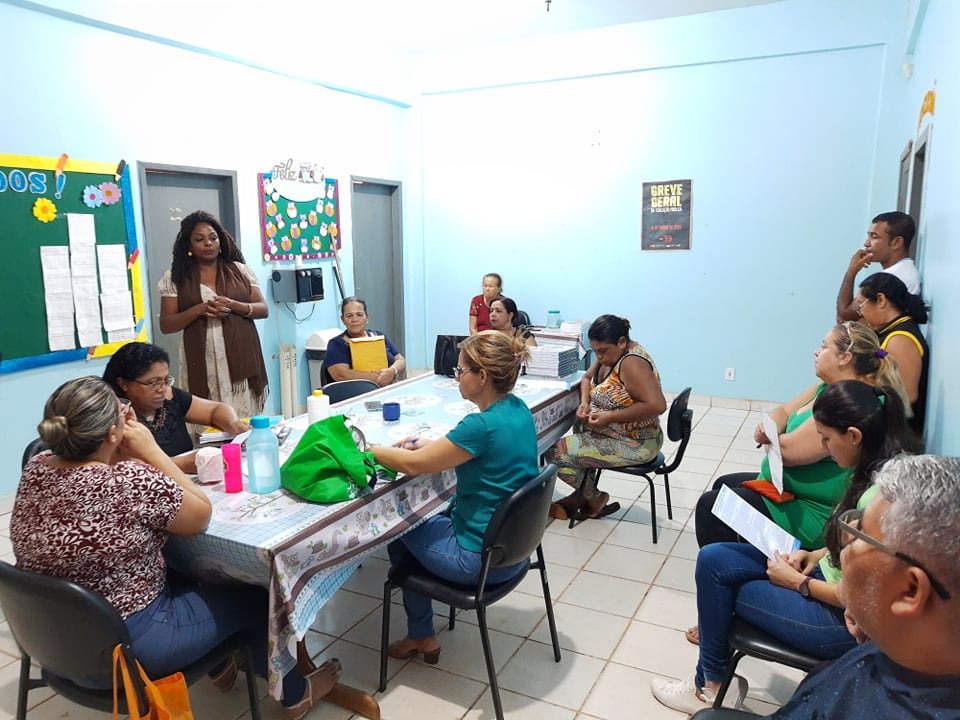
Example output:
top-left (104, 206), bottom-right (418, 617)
top-left (763, 454), bottom-right (959, 718)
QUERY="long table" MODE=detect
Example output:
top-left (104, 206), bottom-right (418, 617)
top-left (165, 371), bottom-right (580, 699)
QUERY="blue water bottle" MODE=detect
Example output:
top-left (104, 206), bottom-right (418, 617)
top-left (247, 415), bottom-right (281, 494)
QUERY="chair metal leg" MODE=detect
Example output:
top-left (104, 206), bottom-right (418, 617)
top-left (568, 469), bottom-right (591, 529)
top-left (476, 606), bottom-right (505, 720)
top-left (16, 655), bottom-right (30, 720)
top-left (534, 546), bottom-right (561, 662)
top-left (448, 605), bottom-right (456, 630)
top-left (646, 476), bottom-right (659, 543)
top-left (242, 645), bottom-right (262, 720)
top-left (663, 472), bottom-right (674, 520)
top-left (379, 581), bottom-right (393, 692)
top-left (713, 649), bottom-right (745, 707)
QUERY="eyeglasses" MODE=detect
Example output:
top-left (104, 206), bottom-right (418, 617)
top-left (838, 508), bottom-right (951, 600)
top-left (132, 375), bottom-right (174, 390)
top-left (855, 300), bottom-right (868, 317)
top-left (452, 366), bottom-right (474, 379)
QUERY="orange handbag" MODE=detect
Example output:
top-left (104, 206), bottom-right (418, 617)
top-left (112, 644), bottom-right (194, 720)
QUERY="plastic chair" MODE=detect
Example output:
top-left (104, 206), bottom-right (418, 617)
top-left (20, 438), bottom-right (48, 469)
top-left (0, 561), bottom-right (262, 720)
top-left (713, 617), bottom-right (820, 707)
top-left (571, 387), bottom-right (693, 542)
top-left (378, 464), bottom-right (562, 720)
top-left (321, 379), bottom-right (379, 403)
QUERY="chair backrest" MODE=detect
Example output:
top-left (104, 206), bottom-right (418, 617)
top-left (482, 464), bottom-right (557, 569)
top-left (514, 310), bottom-right (532, 328)
top-left (21, 438), bottom-right (49, 469)
top-left (660, 387), bottom-right (693, 475)
top-left (0, 561), bottom-right (130, 689)
top-left (321, 379), bottom-right (379, 404)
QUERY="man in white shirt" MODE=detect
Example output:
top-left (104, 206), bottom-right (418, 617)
top-left (836, 212), bottom-right (920, 322)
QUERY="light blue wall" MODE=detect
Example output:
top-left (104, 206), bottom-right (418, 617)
top-left (898, 0), bottom-right (960, 454)
top-left (0, 2), bottom-right (418, 493)
top-left (418, 0), bottom-right (905, 403)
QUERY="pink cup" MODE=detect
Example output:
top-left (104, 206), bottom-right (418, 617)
top-left (222, 443), bottom-right (243, 493)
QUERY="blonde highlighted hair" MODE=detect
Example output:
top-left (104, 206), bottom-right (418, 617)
top-left (832, 322), bottom-right (912, 416)
top-left (458, 330), bottom-right (529, 394)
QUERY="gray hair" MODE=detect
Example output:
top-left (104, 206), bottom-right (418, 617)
top-left (38, 376), bottom-right (121, 461)
top-left (875, 455), bottom-right (960, 596)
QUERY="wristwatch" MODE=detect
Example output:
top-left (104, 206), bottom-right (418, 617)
top-left (798, 576), bottom-right (813, 597)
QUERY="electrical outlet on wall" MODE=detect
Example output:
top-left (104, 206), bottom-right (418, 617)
top-left (724, 368), bottom-right (736, 381)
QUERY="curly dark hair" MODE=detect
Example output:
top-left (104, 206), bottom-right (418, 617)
top-left (102, 342), bottom-right (171, 396)
top-left (170, 210), bottom-right (246, 287)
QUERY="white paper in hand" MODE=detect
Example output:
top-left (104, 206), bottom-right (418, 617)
top-left (711, 485), bottom-right (800, 559)
top-left (761, 412), bottom-right (784, 494)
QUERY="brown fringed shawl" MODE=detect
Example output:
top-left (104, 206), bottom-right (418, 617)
top-left (177, 261), bottom-right (268, 406)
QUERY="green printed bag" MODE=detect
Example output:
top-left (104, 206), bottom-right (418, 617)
top-left (281, 415), bottom-right (390, 502)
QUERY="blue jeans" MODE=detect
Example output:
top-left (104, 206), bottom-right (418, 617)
top-left (125, 580), bottom-right (307, 707)
top-left (695, 543), bottom-right (855, 688)
top-left (387, 514), bottom-right (525, 639)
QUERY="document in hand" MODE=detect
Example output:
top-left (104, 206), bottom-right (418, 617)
top-left (711, 485), bottom-right (801, 559)
top-left (761, 412), bottom-right (784, 493)
top-left (348, 335), bottom-right (388, 371)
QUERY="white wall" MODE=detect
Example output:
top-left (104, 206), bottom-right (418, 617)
top-left (0, 2), bottom-right (417, 493)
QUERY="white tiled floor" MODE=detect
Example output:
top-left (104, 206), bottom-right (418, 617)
top-left (0, 396), bottom-right (808, 719)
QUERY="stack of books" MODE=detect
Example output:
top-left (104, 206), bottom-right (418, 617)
top-left (526, 344), bottom-right (580, 378)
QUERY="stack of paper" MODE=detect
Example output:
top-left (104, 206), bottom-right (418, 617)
top-left (526, 344), bottom-right (580, 377)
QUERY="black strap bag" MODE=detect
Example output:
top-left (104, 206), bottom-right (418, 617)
top-left (433, 334), bottom-right (469, 377)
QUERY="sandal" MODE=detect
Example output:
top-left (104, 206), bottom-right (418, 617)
top-left (685, 625), bottom-right (700, 645)
top-left (210, 651), bottom-right (241, 692)
top-left (285, 658), bottom-right (342, 720)
top-left (577, 492), bottom-right (620, 520)
top-left (548, 494), bottom-right (582, 521)
top-left (387, 637), bottom-right (441, 665)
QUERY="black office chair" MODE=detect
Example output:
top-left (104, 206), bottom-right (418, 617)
top-left (379, 464), bottom-right (562, 720)
top-left (713, 617), bottom-right (820, 707)
top-left (321, 379), bottom-right (379, 403)
top-left (0, 561), bottom-right (262, 720)
top-left (21, 438), bottom-right (48, 469)
top-left (514, 310), bottom-right (532, 327)
top-left (570, 387), bottom-right (694, 542)
top-left (692, 709), bottom-right (761, 720)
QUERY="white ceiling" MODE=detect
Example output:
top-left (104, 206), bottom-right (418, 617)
top-left (32, 0), bottom-right (783, 54)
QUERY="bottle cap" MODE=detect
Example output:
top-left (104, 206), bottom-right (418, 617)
top-left (250, 415), bottom-right (270, 429)
top-left (312, 390), bottom-right (324, 397)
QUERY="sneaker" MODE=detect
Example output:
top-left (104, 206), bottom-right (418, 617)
top-left (650, 675), bottom-right (715, 715)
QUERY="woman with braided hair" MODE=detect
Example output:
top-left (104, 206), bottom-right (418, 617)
top-left (158, 211), bottom-right (268, 418)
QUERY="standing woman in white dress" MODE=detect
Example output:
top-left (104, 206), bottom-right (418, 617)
top-left (158, 211), bottom-right (269, 418)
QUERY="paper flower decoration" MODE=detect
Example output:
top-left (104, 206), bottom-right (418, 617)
top-left (99, 181), bottom-right (121, 205)
top-left (33, 198), bottom-right (57, 223)
top-left (82, 184), bottom-right (104, 208)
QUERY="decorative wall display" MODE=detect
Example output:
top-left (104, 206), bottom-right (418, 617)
top-left (0, 153), bottom-right (146, 374)
top-left (258, 159), bottom-right (340, 261)
top-left (641, 179), bottom-right (693, 251)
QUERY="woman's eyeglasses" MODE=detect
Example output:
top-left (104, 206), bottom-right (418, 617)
top-left (838, 508), bottom-right (951, 600)
top-left (452, 366), bottom-right (473, 379)
top-left (132, 375), bottom-right (175, 390)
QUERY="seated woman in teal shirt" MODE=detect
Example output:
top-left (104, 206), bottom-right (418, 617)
top-left (372, 331), bottom-right (539, 663)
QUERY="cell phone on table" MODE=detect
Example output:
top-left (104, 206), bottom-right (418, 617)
top-left (365, 401), bottom-right (383, 412)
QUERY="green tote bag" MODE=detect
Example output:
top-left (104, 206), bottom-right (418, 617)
top-left (281, 415), bottom-right (381, 503)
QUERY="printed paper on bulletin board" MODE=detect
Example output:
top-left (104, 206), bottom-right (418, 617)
top-left (259, 168), bottom-right (340, 261)
top-left (0, 153), bottom-right (146, 374)
top-left (641, 179), bottom-right (692, 251)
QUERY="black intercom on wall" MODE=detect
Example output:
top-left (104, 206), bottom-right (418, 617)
top-left (271, 268), bottom-right (324, 303)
